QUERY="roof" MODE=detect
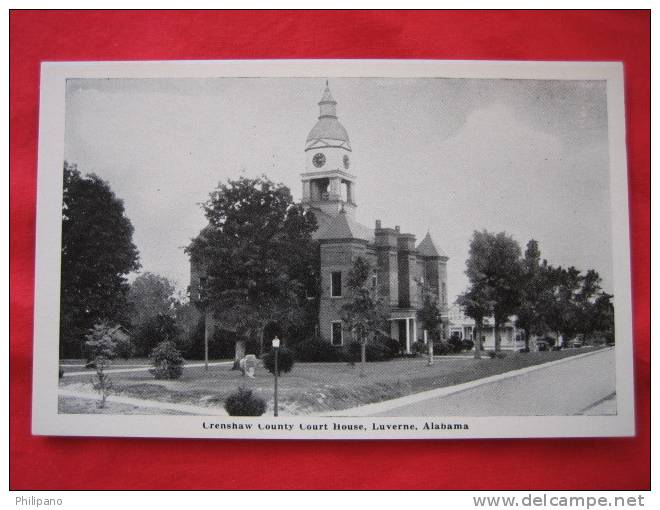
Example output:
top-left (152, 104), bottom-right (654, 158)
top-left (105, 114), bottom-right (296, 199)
top-left (306, 82), bottom-right (351, 150)
top-left (416, 232), bottom-right (448, 258)
top-left (314, 209), bottom-right (374, 242)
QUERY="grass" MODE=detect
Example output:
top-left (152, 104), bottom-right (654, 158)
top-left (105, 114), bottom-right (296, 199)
top-left (58, 396), bottom-right (192, 415)
top-left (59, 347), bottom-right (601, 415)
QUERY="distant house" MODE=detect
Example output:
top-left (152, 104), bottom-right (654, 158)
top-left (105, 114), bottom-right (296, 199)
top-left (447, 305), bottom-right (524, 351)
top-left (106, 324), bottom-right (131, 345)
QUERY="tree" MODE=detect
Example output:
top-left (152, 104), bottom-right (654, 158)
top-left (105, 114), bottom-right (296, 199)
top-left (464, 230), bottom-right (522, 351)
top-left (515, 240), bottom-right (551, 351)
top-left (457, 283), bottom-right (494, 359)
top-left (126, 272), bottom-right (178, 328)
top-left (132, 313), bottom-right (181, 357)
top-left (340, 257), bottom-right (389, 375)
top-left (60, 162), bottom-right (140, 358)
top-left (542, 265), bottom-right (582, 345)
top-left (417, 294), bottom-right (442, 342)
top-left (185, 176), bottom-right (319, 368)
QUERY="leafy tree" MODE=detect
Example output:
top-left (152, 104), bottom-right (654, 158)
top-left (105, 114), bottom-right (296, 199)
top-left (542, 265), bottom-right (582, 345)
top-left (340, 257), bottom-right (389, 375)
top-left (185, 176), bottom-right (319, 368)
top-left (456, 283), bottom-right (494, 359)
top-left (126, 272), bottom-right (178, 328)
top-left (586, 292), bottom-right (615, 343)
top-left (417, 277), bottom-right (443, 342)
top-left (515, 240), bottom-right (551, 351)
top-left (60, 162), bottom-right (140, 358)
top-left (133, 313), bottom-right (181, 356)
top-left (463, 230), bottom-right (522, 351)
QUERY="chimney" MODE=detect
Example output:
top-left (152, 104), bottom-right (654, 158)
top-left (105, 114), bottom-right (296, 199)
top-left (375, 219), bottom-right (382, 229)
top-left (395, 225), bottom-right (400, 233)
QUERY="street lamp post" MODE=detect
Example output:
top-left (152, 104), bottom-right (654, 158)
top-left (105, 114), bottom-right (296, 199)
top-left (272, 336), bottom-right (280, 417)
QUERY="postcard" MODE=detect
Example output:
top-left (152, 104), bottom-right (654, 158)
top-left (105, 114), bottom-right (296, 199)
top-left (32, 60), bottom-right (634, 438)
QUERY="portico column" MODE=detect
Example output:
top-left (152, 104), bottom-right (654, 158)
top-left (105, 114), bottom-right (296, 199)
top-left (406, 318), bottom-right (411, 354)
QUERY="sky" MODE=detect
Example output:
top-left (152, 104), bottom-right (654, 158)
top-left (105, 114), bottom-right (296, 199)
top-left (64, 77), bottom-right (613, 304)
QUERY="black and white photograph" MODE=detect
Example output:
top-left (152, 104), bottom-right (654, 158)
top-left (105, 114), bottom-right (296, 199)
top-left (31, 60), bottom-right (634, 439)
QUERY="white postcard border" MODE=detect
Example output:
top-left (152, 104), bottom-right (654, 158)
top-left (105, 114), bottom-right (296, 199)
top-left (32, 59), bottom-right (635, 439)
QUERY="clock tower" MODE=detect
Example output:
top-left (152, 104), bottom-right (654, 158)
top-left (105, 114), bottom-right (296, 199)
top-left (301, 82), bottom-right (357, 218)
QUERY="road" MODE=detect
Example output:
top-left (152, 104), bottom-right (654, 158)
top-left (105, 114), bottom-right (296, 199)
top-left (330, 348), bottom-right (616, 417)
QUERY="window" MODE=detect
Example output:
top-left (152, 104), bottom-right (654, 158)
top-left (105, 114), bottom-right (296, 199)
top-left (331, 322), bottom-right (343, 346)
top-left (371, 274), bottom-right (378, 291)
top-left (331, 271), bottom-right (342, 297)
top-left (441, 283), bottom-right (447, 304)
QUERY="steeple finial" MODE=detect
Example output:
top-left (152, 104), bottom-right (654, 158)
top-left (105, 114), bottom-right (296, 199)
top-left (318, 81), bottom-right (337, 119)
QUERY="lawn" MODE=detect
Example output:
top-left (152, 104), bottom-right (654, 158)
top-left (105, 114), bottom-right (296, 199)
top-left (59, 347), bottom-right (601, 415)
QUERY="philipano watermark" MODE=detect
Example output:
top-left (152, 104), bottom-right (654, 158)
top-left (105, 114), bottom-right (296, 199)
top-left (15, 496), bottom-right (63, 507)
top-left (473, 494), bottom-right (646, 509)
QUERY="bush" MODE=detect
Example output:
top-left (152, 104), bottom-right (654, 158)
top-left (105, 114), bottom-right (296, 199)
top-left (432, 341), bottom-right (451, 356)
top-left (381, 336), bottom-right (400, 358)
top-left (295, 339), bottom-right (343, 362)
top-left (344, 338), bottom-right (396, 363)
top-left (224, 387), bottom-right (267, 416)
top-left (448, 332), bottom-right (464, 353)
top-left (412, 340), bottom-right (427, 355)
top-left (262, 346), bottom-right (295, 375)
top-left (149, 341), bottom-right (185, 379)
top-left (461, 339), bottom-right (474, 351)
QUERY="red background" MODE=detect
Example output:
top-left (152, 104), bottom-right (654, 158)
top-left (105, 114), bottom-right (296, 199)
top-left (10, 10), bottom-right (650, 490)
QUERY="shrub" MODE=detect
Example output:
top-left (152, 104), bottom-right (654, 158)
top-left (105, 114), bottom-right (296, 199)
top-left (262, 346), bottom-right (295, 375)
top-left (381, 336), bottom-right (400, 358)
top-left (149, 341), bottom-right (185, 379)
top-left (295, 339), bottom-right (343, 362)
top-left (432, 341), bottom-right (451, 356)
top-left (461, 339), bottom-right (474, 351)
top-left (412, 340), bottom-right (427, 355)
top-left (224, 387), bottom-right (267, 416)
top-left (448, 332), bottom-right (464, 353)
top-left (344, 338), bottom-right (396, 363)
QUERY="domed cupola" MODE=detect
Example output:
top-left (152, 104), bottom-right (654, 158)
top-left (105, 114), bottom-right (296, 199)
top-left (305, 81), bottom-right (351, 152)
top-left (301, 81), bottom-right (357, 220)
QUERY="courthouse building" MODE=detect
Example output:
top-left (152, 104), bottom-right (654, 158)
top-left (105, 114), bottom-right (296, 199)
top-left (300, 83), bottom-right (449, 353)
top-left (191, 83), bottom-right (449, 354)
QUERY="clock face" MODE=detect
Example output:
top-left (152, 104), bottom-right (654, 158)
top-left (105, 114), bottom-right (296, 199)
top-left (343, 154), bottom-right (350, 169)
top-left (312, 153), bottom-right (326, 168)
